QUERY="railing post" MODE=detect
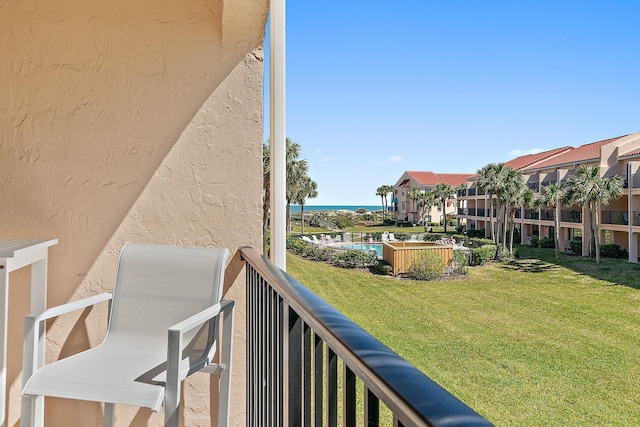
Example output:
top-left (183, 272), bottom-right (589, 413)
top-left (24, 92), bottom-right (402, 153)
top-left (287, 308), bottom-right (302, 424)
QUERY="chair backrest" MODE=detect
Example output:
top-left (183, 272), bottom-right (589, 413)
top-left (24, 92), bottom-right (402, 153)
top-left (107, 243), bottom-right (229, 350)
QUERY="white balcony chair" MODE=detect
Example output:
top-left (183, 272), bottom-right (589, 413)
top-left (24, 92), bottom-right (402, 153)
top-left (21, 243), bottom-right (234, 427)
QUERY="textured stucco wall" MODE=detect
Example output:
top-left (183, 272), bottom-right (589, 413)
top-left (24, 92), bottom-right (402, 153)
top-left (1, 0), bottom-right (266, 425)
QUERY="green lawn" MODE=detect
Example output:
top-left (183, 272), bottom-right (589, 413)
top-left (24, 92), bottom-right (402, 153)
top-left (291, 224), bottom-right (453, 235)
top-left (286, 246), bottom-right (640, 426)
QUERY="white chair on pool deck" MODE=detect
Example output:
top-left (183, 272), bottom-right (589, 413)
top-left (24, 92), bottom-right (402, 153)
top-left (381, 231), bottom-right (389, 242)
top-left (311, 235), bottom-right (320, 244)
top-left (21, 243), bottom-right (234, 427)
top-left (389, 233), bottom-right (397, 242)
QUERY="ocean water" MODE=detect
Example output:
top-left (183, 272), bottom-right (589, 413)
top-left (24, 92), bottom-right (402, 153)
top-left (290, 205), bottom-right (382, 213)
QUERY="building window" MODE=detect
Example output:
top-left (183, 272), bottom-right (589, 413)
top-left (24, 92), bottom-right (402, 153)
top-left (437, 205), bottom-right (441, 211)
top-left (402, 189), bottom-right (406, 196)
top-left (401, 202), bottom-right (406, 211)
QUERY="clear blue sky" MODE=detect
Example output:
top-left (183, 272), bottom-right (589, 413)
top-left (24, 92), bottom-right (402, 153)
top-left (264, 1), bottom-right (640, 206)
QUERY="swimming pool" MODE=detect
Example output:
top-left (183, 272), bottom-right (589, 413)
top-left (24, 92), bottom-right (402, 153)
top-left (339, 243), bottom-right (383, 257)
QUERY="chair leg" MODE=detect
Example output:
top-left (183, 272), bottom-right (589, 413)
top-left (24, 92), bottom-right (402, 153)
top-left (165, 329), bottom-right (182, 427)
top-left (217, 305), bottom-right (235, 427)
top-left (104, 403), bottom-right (115, 427)
top-left (20, 395), bottom-right (37, 427)
top-left (164, 384), bottom-right (180, 427)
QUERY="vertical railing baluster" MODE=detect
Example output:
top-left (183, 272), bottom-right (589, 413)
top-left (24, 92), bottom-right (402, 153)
top-left (327, 348), bottom-right (337, 427)
top-left (250, 268), bottom-right (256, 426)
top-left (303, 323), bottom-right (311, 426)
top-left (314, 334), bottom-right (324, 427)
top-left (258, 275), bottom-right (265, 425)
top-left (364, 386), bottom-right (379, 427)
top-left (343, 365), bottom-right (356, 425)
top-left (278, 295), bottom-right (285, 427)
top-left (246, 267), bottom-right (252, 425)
top-left (263, 282), bottom-right (268, 425)
top-left (288, 308), bottom-right (303, 424)
top-left (272, 288), bottom-right (279, 426)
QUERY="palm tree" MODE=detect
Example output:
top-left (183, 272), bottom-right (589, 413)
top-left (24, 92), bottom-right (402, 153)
top-left (534, 182), bottom-right (566, 259)
top-left (433, 183), bottom-right (455, 233)
top-left (375, 185), bottom-right (393, 222)
top-left (499, 167), bottom-right (525, 252)
top-left (507, 186), bottom-right (534, 255)
top-left (477, 163), bottom-right (502, 243)
top-left (419, 190), bottom-right (435, 225)
top-left (566, 165), bottom-right (623, 263)
top-left (376, 186), bottom-right (388, 221)
top-left (262, 142), bottom-right (271, 253)
top-left (294, 177), bottom-right (318, 234)
top-left (382, 185), bottom-right (393, 219)
top-left (264, 138), bottom-right (311, 243)
top-left (408, 187), bottom-right (423, 223)
top-left (284, 139), bottom-right (309, 235)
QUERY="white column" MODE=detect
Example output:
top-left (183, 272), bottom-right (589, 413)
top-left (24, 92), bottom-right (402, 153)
top-left (628, 162), bottom-right (633, 262)
top-left (269, 0), bottom-right (287, 270)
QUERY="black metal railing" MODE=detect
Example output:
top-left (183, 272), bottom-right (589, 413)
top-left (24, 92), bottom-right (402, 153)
top-left (527, 182), bottom-right (539, 192)
top-left (515, 210), bottom-right (521, 219)
top-left (524, 209), bottom-right (539, 220)
top-left (601, 210), bottom-right (628, 225)
top-left (540, 209), bottom-right (554, 221)
top-left (468, 208), bottom-right (476, 216)
top-left (633, 174), bottom-right (640, 188)
top-left (477, 208), bottom-right (486, 217)
top-left (458, 208), bottom-right (467, 215)
top-left (634, 211), bottom-right (640, 226)
top-left (560, 210), bottom-right (582, 223)
top-left (457, 189), bottom-right (467, 197)
top-left (468, 188), bottom-right (477, 196)
top-left (241, 247), bottom-right (492, 427)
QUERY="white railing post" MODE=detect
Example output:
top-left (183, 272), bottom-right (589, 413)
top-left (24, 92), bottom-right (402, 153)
top-left (269, 0), bottom-right (287, 270)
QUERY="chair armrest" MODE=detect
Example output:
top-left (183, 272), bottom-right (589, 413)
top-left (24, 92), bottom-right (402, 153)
top-left (23, 292), bottom-right (113, 391)
top-left (166, 300), bottom-right (235, 392)
top-left (28, 292), bottom-right (113, 322)
top-left (168, 299), bottom-right (234, 335)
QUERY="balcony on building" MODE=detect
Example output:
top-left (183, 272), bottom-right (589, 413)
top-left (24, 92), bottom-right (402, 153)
top-left (601, 210), bottom-right (629, 225)
top-left (540, 209), bottom-right (554, 221)
top-left (560, 210), bottom-right (583, 223)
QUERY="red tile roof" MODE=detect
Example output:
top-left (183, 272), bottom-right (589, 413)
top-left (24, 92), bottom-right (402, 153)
top-left (505, 146), bottom-right (573, 170)
top-left (620, 147), bottom-right (640, 158)
top-left (527, 135), bottom-right (629, 170)
top-left (406, 171), bottom-right (474, 187)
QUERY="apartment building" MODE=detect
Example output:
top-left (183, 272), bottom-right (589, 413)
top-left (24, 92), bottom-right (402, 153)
top-left (391, 171), bottom-right (473, 224)
top-left (457, 132), bottom-right (640, 262)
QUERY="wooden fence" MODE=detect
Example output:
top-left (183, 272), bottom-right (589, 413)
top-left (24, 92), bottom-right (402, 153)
top-left (382, 242), bottom-right (453, 276)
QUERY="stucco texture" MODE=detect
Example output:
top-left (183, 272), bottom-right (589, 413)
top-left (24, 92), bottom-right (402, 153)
top-left (1, 0), bottom-right (267, 425)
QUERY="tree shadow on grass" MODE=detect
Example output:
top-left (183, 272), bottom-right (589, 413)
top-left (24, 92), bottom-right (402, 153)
top-left (500, 258), bottom-right (560, 273)
top-left (512, 246), bottom-right (640, 290)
